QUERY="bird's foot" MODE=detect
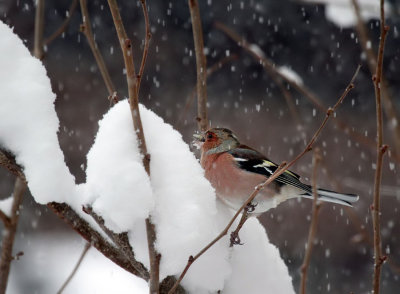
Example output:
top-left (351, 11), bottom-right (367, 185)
top-left (245, 201), bottom-right (257, 213)
top-left (230, 231), bottom-right (243, 246)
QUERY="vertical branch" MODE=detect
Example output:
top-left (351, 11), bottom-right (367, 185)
top-left (0, 177), bottom-right (26, 294)
top-left (33, 0), bottom-right (45, 59)
top-left (79, 0), bottom-right (117, 104)
top-left (136, 0), bottom-right (151, 96)
top-left (188, 0), bottom-right (208, 132)
top-left (106, 0), bottom-right (147, 161)
top-left (371, 0), bottom-right (389, 292)
top-left (351, 0), bottom-right (400, 154)
top-left (106, 1), bottom-right (159, 293)
top-left (299, 150), bottom-right (322, 294)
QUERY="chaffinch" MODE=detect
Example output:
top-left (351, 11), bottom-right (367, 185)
top-left (194, 128), bottom-right (358, 215)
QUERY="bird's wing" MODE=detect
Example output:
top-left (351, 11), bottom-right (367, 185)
top-left (228, 146), bottom-right (312, 193)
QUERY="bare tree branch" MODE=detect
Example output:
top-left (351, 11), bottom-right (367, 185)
top-left (169, 65), bottom-right (361, 294)
top-left (0, 150), bottom-right (25, 182)
top-left (371, 1), bottom-right (389, 292)
top-left (57, 242), bottom-right (91, 294)
top-left (299, 149), bottom-right (322, 294)
top-left (79, 0), bottom-right (117, 104)
top-left (136, 0), bottom-right (151, 96)
top-left (33, 0), bottom-right (45, 59)
top-left (351, 0), bottom-right (400, 155)
top-left (188, 0), bottom-right (208, 132)
top-left (0, 177), bottom-right (26, 294)
top-left (106, 1), bottom-right (160, 292)
top-left (44, 0), bottom-right (78, 46)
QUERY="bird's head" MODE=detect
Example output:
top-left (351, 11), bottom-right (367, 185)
top-left (193, 128), bottom-right (240, 155)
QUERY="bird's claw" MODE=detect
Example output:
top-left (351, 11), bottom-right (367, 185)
top-left (230, 231), bottom-right (243, 246)
top-left (245, 201), bottom-right (257, 213)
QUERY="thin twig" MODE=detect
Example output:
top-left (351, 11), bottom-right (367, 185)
top-left (82, 206), bottom-right (149, 279)
top-left (188, 0), bottom-right (208, 132)
top-left (299, 149), bottom-right (322, 294)
top-left (136, 0), bottom-right (151, 96)
top-left (351, 0), bottom-right (400, 155)
top-left (106, 1), bottom-right (159, 292)
top-left (371, 1), bottom-right (389, 292)
top-left (44, 0), bottom-right (78, 46)
top-left (79, 0), bottom-right (117, 104)
top-left (33, 0), bottom-right (45, 59)
top-left (168, 65), bottom-right (361, 294)
top-left (0, 177), bottom-right (26, 294)
top-left (57, 242), bottom-right (91, 294)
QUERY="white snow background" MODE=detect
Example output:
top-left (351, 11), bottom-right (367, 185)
top-left (0, 20), bottom-right (294, 293)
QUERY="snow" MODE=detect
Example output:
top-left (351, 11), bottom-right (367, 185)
top-left (224, 218), bottom-right (294, 294)
top-left (0, 195), bottom-right (13, 217)
top-left (85, 101), bottom-right (154, 233)
top-left (277, 66), bottom-right (303, 85)
top-left (249, 44), bottom-right (266, 59)
top-left (0, 20), bottom-right (295, 294)
top-left (303, 0), bottom-right (391, 28)
top-left (0, 21), bottom-right (77, 204)
top-left (7, 234), bottom-right (149, 294)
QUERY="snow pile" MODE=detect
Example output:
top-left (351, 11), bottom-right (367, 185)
top-left (85, 102), bottom-right (154, 232)
top-left (7, 234), bottom-right (149, 294)
top-left (0, 20), bottom-right (295, 293)
top-left (0, 22), bottom-right (77, 204)
top-left (224, 217), bottom-right (294, 294)
top-left (303, 0), bottom-right (391, 28)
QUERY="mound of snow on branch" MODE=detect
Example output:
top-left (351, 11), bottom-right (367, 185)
top-left (0, 21), bottom-right (77, 204)
top-left (87, 101), bottom-right (294, 293)
top-left (85, 102), bottom-right (154, 232)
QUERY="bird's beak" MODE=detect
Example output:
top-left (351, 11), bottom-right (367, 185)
top-left (193, 133), bottom-right (205, 142)
top-left (192, 132), bottom-right (205, 149)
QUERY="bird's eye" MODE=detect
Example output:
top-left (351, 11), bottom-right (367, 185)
top-left (207, 133), bottom-right (213, 139)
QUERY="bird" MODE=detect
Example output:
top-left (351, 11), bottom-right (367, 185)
top-left (193, 127), bottom-right (359, 215)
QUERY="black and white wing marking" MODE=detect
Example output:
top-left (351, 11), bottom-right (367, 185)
top-left (228, 146), bottom-right (312, 193)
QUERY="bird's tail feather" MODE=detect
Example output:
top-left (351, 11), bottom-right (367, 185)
top-left (301, 187), bottom-right (359, 207)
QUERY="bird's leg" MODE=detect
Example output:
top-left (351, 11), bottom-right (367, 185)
top-left (230, 205), bottom-right (253, 247)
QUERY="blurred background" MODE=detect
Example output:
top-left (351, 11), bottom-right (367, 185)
top-left (1, 0), bottom-right (400, 293)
